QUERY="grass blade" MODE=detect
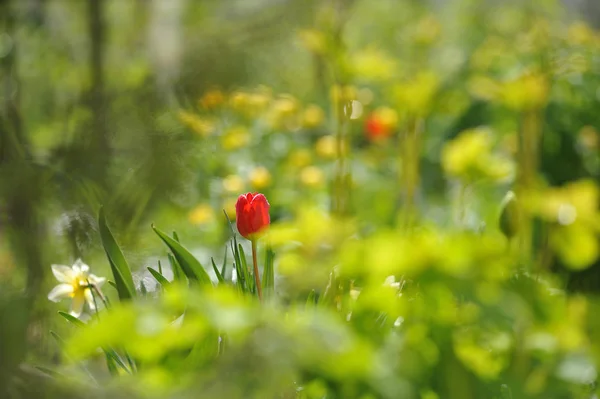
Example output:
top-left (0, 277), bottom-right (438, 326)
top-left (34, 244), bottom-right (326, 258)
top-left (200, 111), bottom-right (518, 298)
top-left (168, 253), bottom-right (184, 282)
top-left (148, 267), bottom-right (170, 288)
top-left (238, 243), bottom-right (253, 294)
top-left (58, 311), bottom-right (85, 327)
top-left (98, 207), bottom-right (136, 300)
top-left (211, 258), bottom-right (225, 284)
top-left (262, 244), bottom-right (275, 298)
top-left (105, 352), bottom-right (119, 376)
top-left (152, 225), bottom-right (212, 285)
top-left (220, 247), bottom-right (228, 280)
top-left (231, 239), bottom-right (245, 291)
top-left (50, 330), bottom-right (65, 347)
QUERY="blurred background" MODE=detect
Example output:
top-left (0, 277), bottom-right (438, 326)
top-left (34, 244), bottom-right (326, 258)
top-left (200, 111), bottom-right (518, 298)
top-left (1, 0), bottom-right (600, 397)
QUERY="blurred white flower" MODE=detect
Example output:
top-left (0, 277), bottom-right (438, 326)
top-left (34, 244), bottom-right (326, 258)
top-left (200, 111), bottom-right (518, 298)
top-left (47, 259), bottom-right (106, 318)
top-left (383, 275), bottom-right (404, 294)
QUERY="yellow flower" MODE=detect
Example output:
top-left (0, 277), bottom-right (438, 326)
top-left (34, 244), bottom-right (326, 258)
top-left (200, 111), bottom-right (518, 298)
top-left (289, 149), bottom-right (312, 168)
top-left (298, 29), bottom-right (328, 54)
top-left (249, 166), bottom-right (272, 190)
top-left (188, 204), bottom-right (215, 226)
top-left (267, 95), bottom-right (300, 130)
top-left (222, 174), bottom-right (245, 193)
top-left (441, 127), bottom-right (514, 183)
top-left (315, 135), bottom-right (337, 159)
top-left (393, 71), bottom-right (439, 115)
top-left (230, 89), bottom-right (272, 117)
top-left (300, 166), bottom-right (325, 188)
top-left (178, 110), bottom-right (215, 137)
top-left (47, 260), bottom-right (106, 318)
top-left (567, 21), bottom-right (596, 46)
top-left (302, 104), bottom-right (325, 128)
top-left (199, 88), bottom-right (225, 109)
top-left (499, 72), bottom-right (549, 111)
top-left (247, 92), bottom-right (271, 115)
top-left (230, 91), bottom-right (249, 111)
top-left (351, 48), bottom-right (397, 82)
top-left (221, 126), bottom-right (250, 150)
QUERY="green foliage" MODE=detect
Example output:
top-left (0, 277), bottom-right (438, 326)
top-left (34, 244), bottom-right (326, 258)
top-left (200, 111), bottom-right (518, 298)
top-left (152, 225), bottom-right (212, 285)
top-left (99, 207), bottom-right (136, 300)
top-left (3, 0), bottom-right (600, 398)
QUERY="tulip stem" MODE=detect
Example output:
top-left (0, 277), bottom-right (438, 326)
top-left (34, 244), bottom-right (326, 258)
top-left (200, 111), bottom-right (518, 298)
top-left (251, 239), bottom-right (263, 301)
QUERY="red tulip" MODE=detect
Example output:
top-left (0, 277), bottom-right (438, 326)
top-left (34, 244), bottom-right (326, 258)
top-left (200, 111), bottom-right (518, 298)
top-left (235, 192), bottom-right (270, 240)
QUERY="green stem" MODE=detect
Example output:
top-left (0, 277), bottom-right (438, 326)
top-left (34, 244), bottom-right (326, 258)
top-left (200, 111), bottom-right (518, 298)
top-left (87, 280), bottom-right (101, 320)
top-left (399, 117), bottom-right (421, 228)
top-left (251, 240), bottom-right (263, 301)
top-left (517, 110), bottom-right (542, 266)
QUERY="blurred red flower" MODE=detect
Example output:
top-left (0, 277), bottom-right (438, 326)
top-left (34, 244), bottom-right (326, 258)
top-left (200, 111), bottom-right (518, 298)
top-left (365, 115), bottom-right (391, 141)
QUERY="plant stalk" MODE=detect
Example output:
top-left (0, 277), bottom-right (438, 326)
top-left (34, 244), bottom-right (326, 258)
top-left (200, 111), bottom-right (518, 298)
top-left (251, 239), bottom-right (263, 301)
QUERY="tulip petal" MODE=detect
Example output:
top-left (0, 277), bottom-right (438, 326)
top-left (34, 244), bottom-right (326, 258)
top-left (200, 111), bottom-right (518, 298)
top-left (70, 292), bottom-right (85, 318)
top-left (51, 265), bottom-right (75, 284)
top-left (48, 283), bottom-right (74, 302)
top-left (251, 194), bottom-right (270, 233)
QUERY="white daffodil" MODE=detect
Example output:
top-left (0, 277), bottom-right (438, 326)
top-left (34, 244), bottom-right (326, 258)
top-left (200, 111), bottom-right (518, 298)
top-left (47, 259), bottom-right (106, 318)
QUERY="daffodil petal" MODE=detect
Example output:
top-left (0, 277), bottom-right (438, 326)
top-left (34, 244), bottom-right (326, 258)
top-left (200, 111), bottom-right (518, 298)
top-left (89, 274), bottom-right (106, 287)
top-left (51, 265), bottom-right (75, 284)
top-left (48, 284), bottom-right (74, 302)
top-left (85, 289), bottom-right (96, 310)
top-left (74, 259), bottom-right (90, 276)
top-left (70, 292), bottom-right (85, 318)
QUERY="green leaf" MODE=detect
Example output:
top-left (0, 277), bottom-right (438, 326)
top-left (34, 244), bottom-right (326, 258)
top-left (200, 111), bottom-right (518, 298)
top-left (152, 225), bottom-right (212, 285)
top-left (211, 258), bottom-right (225, 284)
top-left (49, 330), bottom-right (65, 347)
top-left (58, 312), bottom-right (130, 375)
top-left (262, 244), bottom-right (275, 298)
top-left (238, 243), bottom-right (253, 293)
top-left (168, 253), bottom-right (184, 282)
top-left (98, 207), bottom-right (136, 300)
top-left (220, 247), bottom-right (228, 280)
top-left (173, 231), bottom-right (180, 242)
top-left (148, 267), bottom-right (170, 288)
top-left (58, 311), bottom-right (85, 328)
top-left (105, 352), bottom-right (119, 376)
top-left (105, 349), bottom-right (131, 374)
top-left (231, 240), bottom-right (245, 291)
